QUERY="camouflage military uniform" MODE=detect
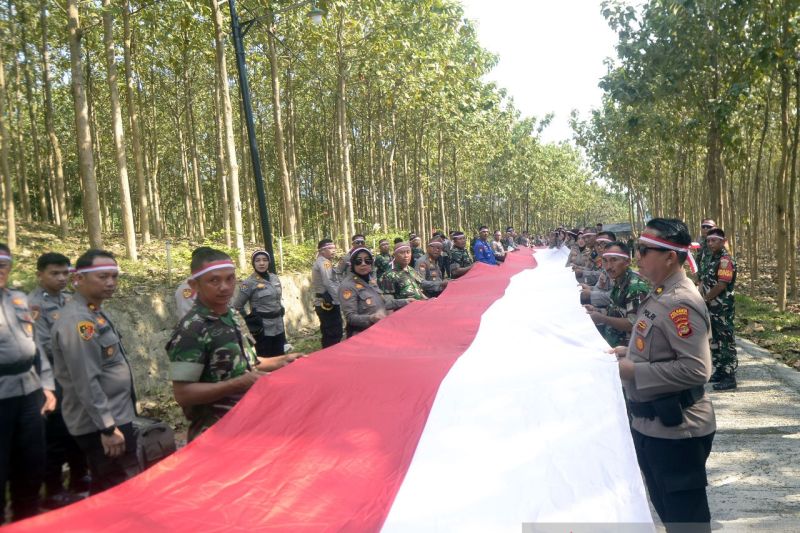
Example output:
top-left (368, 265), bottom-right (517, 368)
top-left (603, 269), bottom-right (650, 347)
top-left (166, 303), bottom-right (258, 441)
top-left (373, 252), bottom-right (392, 283)
top-left (694, 238), bottom-right (711, 278)
top-left (449, 247), bottom-right (473, 271)
top-left (700, 249), bottom-right (737, 374)
top-left (411, 247), bottom-right (425, 268)
top-left (382, 264), bottom-right (427, 301)
top-left (414, 255), bottom-right (446, 298)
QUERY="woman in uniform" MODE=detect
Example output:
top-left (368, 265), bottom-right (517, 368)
top-left (233, 250), bottom-right (286, 356)
top-left (338, 247), bottom-right (411, 337)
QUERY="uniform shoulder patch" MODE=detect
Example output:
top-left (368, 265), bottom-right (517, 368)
top-left (31, 306), bottom-right (41, 321)
top-left (323, 260), bottom-right (332, 269)
top-left (256, 283), bottom-right (266, 289)
top-left (77, 320), bottom-right (96, 341)
top-left (354, 283), bottom-right (364, 290)
top-left (342, 289), bottom-right (353, 300)
top-left (669, 307), bottom-right (692, 338)
top-left (12, 297), bottom-right (24, 306)
top-left (182, 288), bottom-right (194, 299)
top-left (365, 298), bottom-right (372, 305)
top-left (635, 336), bottom-right (645, 351)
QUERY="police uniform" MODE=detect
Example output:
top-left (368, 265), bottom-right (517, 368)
top-left (382, 263), bottom-right (427, 301)
top-left (311, 254), bottom-right (343, 347)
top-left (700, 248), bottom-right (737, 378)
top-left (233, 272), bottom-right (285, 357)
top-left (338, 274), bottom-right (408, 337)
top-left (166, 302), bottom-right (258, 441)
top-left (28, 286), bottom-right (89, 498)
top-left (623, 270), bottom-right (716, 527)
top-left (414, 255), bottom-right (446, 298)
top-left (174, 278), bottom-right (196, 320)
top-left (1, 287), bottom-right (54, 521)
top-left (52, 292), bottom-right (139, 495)
top-left (473, 238), bottom-right (497, 265)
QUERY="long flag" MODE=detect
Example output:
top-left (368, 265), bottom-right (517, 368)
top-left (9, 248), bottom-right (652, 532)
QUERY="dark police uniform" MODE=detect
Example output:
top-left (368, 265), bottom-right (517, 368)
top-left (338, 274), bottom-right (408, 337)
top-left (1, 287), bottom-right (54, 521)
top-left (623, 269), bottom-right (716, 530)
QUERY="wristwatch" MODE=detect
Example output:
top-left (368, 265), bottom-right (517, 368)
top-left (100, 425), bottom-right (116, 436)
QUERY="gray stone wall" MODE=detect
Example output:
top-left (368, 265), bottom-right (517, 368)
top-left (106, 272), bottom-right (316, 397)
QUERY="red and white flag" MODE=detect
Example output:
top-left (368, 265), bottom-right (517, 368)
top-left (11, 249), bottom-right (651, 532)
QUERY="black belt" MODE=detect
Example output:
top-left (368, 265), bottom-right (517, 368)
top-left (254, 308), bottom-right (284, 319)
top-left (0, 357), bottom-right (35, 377)
top-left (627, 385), bottom-right (705, 421)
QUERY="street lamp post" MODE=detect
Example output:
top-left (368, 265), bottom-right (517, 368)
top-left (227, 0), bottom-right (323, 274)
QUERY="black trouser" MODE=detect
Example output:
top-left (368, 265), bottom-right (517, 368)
top-left (255, 331), bottom-right (286, 357)
top-left (74, 422), bottom-right (140, 495)
top-left (0, 390), bottom-right (45, 523)
top-left (632, 429), bottom-right (715, 532)
top-left (44, 409), bottom-right (89, 495)
top-left (315, 305), bottom-right (343, 348)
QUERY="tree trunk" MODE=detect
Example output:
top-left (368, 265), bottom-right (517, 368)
top-left (0, 46), bottom-right (15, 249)
top-left (102, 0), bottom-right (137, 260)
top-left (285, 64), bottom-right (303, 241)
top-left (214, 63), bottom-right (231, 248)
top-left (122, 0), bottom-right (150, 244)
top-left (265, 13), bottom-right (297, 243)
top-left (210, 0), bottom-right (246, 269)
top-left (337, 9), bottom-right (355, 239)
top-left (18, 4), bottom-right (46, 224)
top-left (183, 53), bottom-right (205, 239)
top-left (789, 66), bottom-right (800, 300)
top-left (66, 0), bottom-right (102, 248)
top-left (775, 56), bottom-right (791, 311)
top-left (751, 86), bottom-right (771, 295)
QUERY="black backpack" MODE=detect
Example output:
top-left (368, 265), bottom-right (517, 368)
top-left (132, 416), bottom-right (177, 470)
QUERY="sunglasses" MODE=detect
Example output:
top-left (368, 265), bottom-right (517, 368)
top-left (637, 245), bottom-right (670, 256)
top-left (701, 225), bottom-right (713, 229)
top-left (352, 257), bottom-right (373, 266)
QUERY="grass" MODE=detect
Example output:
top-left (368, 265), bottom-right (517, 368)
top-left (735, 294), bottom-right (800, 369)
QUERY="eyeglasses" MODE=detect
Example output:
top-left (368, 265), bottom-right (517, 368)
top-left (637, 245), bottom-right (670, 256)
top-left (352, 257), bottom-right (373, 266)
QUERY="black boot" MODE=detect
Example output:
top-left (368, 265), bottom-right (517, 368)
top-left (713, 372), bottom-right (737, 391)
top-left (709, 368), bottom-right (724, 383)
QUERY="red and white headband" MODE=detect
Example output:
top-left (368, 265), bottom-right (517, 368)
top-left (0, 253), bottom-right (12, 262)
top-left (602, 252), bottom-right (629, 259)
top-left (638, 233), bottom-right (698, 273)
top-left (318, 243), bottom-right (336, 252)
top-left (394, 242), bottom-right (411, 252)
top-left (581, 232), bottom-right (597, 237)
top-left (190, 259), bottom-right (235, 280)
top-left (76, 264), bottom-right (120, 275)
top-left (705, 235), bottom-right (725, 242)
top-left (595, 237), bottom-right (613, 243)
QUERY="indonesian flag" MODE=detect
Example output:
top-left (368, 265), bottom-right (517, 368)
top-left (11, 249), bottom-right (652, 532)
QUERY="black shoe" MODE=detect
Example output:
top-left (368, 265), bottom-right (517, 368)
top-left (713, 373), bottom-right (737, 391)
top-left (69, 474), bottom-right (91, 494)
top-left (709, 368), bottom-right (724, 383)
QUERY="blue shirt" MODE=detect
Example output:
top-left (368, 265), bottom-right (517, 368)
top-left (473, 239), bottom-right (497, 265)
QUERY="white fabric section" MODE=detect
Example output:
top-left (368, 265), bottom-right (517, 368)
top-left (382, 247), bottom-right (654, 532)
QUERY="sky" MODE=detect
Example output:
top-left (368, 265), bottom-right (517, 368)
top-left (460, 0), bottom-right (619, 145)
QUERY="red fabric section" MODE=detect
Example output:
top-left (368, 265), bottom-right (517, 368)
top-left (10, 253), bottom-right (537, 533)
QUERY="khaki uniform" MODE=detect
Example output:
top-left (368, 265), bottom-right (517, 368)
top-left (174, 278), bottom-right (195, 320)
top-left (338, 274), bottom-right (408, 335)
top-left (414, 254), bottom-right (446, 297)
top-left (52, 293), bottom-right (136, 436)
top-left (624, 270), bottom-right (715, 438)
